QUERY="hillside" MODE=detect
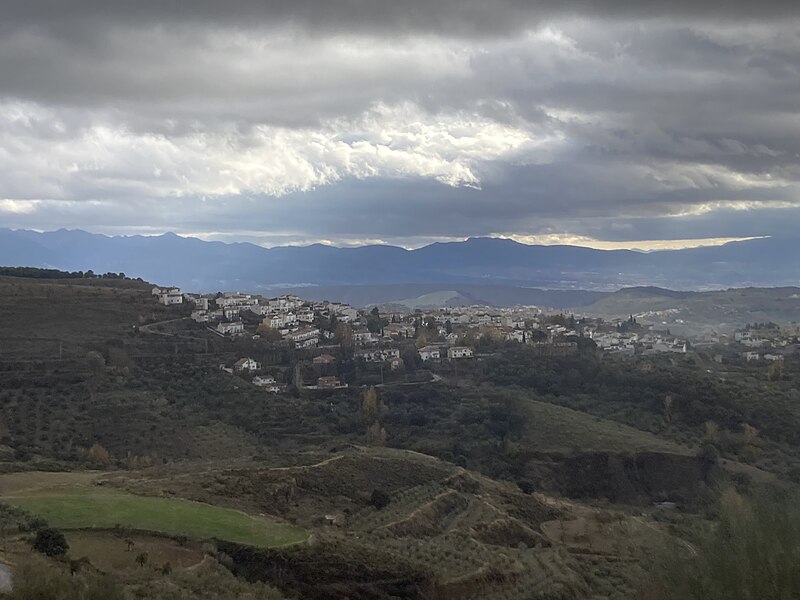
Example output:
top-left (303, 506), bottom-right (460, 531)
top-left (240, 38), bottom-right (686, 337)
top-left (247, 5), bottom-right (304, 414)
top-left (2, 276), bottom-right (800, 599)
top-left (576, 286), bottom-right (800, 336)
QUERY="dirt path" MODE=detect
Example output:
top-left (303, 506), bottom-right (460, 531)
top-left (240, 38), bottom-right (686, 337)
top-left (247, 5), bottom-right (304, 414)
top-left (139, 317), bottom-right (190, 335)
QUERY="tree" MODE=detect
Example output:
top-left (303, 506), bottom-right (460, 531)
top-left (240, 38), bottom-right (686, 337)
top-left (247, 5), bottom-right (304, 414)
top-left (663, 393), bottom-right (674, 427)
top-left (362, 387), bottom-right (387, 446)
top-left (336, 323), bottom-right (354, 353)
top-left (32, 527), bottom-right (69, 557)
top-left (366, 422), bottom-right (387, 446)
top-left (362, 387), bottom-right (382, 425)
top-left (366, 307), bottom-right (387, 334)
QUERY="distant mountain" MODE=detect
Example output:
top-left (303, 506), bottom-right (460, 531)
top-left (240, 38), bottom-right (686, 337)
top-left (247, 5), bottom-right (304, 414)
top-left (1, 228), bottom-right (798, 293)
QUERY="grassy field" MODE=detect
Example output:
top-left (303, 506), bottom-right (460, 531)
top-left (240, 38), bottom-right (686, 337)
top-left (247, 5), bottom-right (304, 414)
top-left (66, 530), bottom-right (205, 571)
top-left (1, 472), bottom-right (307, 548)
top-left (519, 397), bottom-right (690, 455)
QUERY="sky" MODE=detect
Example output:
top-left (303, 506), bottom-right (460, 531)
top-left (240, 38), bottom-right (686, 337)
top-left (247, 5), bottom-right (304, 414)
top-left (1, 1), bottom-right (799, 249)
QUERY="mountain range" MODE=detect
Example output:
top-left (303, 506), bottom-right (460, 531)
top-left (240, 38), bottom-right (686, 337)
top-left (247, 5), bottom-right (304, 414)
top-left (1, 228), bottom-right (798, 294)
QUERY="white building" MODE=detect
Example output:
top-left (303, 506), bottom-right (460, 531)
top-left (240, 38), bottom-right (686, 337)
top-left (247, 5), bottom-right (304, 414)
top-left (286, 327), bottom-right (320, 348)
top-left (224, 307), bottom-right (243, 319)
top-left (253, 377), bottom-right (283, 393)
top-left (419, 345), bottom-right (441, 361)
top-left (505, 330), bottom-right (526, 343)
top-left (355, 348), bottom-right (401, 363)
top-left (234, 357), bottom-right (260, 372)
top-left (217, 321), bottom-right (244, 335)
top-left (266, 313), bottom-right (298, 329)
top-left (156, 287), bottom-right (183, 305)
top-left (448, 346), bottom-right (474, 359)
top-left (353, 331), bottom-right (378, 345)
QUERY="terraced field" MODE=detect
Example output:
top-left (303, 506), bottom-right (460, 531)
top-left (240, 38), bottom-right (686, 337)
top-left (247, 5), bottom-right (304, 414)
top-left (0, 471), bottom-right (307, 548)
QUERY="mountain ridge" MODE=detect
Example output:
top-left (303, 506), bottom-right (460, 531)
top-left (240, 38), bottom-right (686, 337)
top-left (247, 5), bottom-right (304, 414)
top-left (1, 228), bottom-right (797, 293)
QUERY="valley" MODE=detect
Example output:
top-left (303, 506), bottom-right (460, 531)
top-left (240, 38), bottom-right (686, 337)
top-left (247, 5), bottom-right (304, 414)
top-left (0, 273), bottom-right (798, 598)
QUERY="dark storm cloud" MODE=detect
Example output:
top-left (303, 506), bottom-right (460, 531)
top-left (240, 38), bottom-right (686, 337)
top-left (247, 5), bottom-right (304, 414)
top-left (4, 0), bottom-right (800, 38)
top-left (1, 2), bottom-right (800, 247)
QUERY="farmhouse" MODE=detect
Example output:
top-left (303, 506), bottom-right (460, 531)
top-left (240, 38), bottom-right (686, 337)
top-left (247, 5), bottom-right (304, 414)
top-left (156, 287), bottom-right (183, 305)
top-left (217, 321), bottom-right (244, 335)
top-left (234, 357), bottom-right (260, 372)
top-left (313, 354), bottom-right (336, 365)
top-left (448, 346), bottom-right (474, 359)
top-left (418, 346), bottom-right (440, 361)
top-left (317, 376), bottom-right (345, 389)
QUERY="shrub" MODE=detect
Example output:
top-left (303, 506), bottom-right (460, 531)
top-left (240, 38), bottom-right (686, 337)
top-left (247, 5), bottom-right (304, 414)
top-left (32, 527), bottom-right (69, 557)
top-left (643, 488), bottom-right (800, 600)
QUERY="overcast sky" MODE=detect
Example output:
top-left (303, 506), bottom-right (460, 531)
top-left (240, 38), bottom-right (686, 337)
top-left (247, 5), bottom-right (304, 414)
top-left (1, 1), bottom-right (799, 249)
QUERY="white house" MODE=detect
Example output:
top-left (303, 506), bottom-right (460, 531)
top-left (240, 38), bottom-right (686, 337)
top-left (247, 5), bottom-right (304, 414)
top-left (157, 288), bottom-right (183, 305)
top-left (297, 311), bottom-right (315, 323)
top-left (252, 375), bottom-right (276, 386)
top-left (268, 295), bottom-right (303, 310)
top-left (355, 348), bottom-right (401, 363)
top-left (419, 345), bottom-right (440, 361)
top-left (234, 357), bottom-right (260, 372)
top-left (266, 313), bottom-right (297, 329)
top-left (224, 307), bottom-right (243, 320)
top-left (448, 346), bottom-right (473, 359)
top-left (285, 327), bottom-right (320, 348)
top-left (152, 286), bottom-right (180, 297)
top-left (217, 321), bottom-right (244, 335)
top-left (353, 330), bottom-right (378, 345)
top-left (505, 329), bottom-right (526, 343)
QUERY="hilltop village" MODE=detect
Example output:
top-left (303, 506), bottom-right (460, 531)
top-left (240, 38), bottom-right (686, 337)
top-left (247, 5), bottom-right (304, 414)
top-left (152, 286), bottom-right (698, 389)
top-left (151, 286), bottom-right (800, 393)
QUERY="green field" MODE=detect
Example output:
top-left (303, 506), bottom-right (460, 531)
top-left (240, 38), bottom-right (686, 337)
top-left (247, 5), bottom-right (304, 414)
top-left (2, 473), bottom-right (306, 548)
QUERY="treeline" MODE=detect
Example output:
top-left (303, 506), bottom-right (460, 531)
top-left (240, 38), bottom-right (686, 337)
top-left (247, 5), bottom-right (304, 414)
top-left (0, 266), bottom-right (137, 280)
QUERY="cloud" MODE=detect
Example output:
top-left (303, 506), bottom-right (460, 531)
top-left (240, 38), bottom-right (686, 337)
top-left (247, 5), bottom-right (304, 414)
top-left (4, 0), bottom-right (800, 40)
top-left (1, 5), bottom-right (799, 248)
top-left (0, 100), bottom-right (554, 201)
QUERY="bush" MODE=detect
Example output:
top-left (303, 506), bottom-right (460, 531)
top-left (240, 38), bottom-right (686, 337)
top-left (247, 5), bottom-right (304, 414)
top-left (643, 489), bottom-right (800, 600)
top-left (32, 527), bottom-right (69, 557)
